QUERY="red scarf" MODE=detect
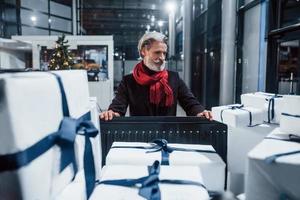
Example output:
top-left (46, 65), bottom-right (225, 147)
top-left (133, 61), bottom-right (174, 107)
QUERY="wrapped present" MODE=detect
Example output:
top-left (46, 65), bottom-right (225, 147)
top-left (55, 171), bottom-right (86, 200)
top-left (212, 104), bottom-right (264, 127)
top-left (0, 71), bottom-right (98, 199)
top-left (245, 128), bottom-right (300, 200)
top-left (280, 95), bottom-right (300, 136)
top-left (90, 161), bottom-right (210, 200)
top-left (227, 123), bottom-right (278, 174)
top-left (241, 92), bottom-right (284, 123)
top-left (106, 140), bottom-right (225, 192)
top-left (88, 97), bottom-right (102, 179)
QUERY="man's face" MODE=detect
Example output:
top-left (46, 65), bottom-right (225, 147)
top-left (142, 41), bottom-right (167, 71)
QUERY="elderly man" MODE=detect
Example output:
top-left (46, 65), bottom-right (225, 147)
top-left (100, 31), bottom-right (212, 120)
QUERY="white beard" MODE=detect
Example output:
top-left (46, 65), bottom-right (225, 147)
top-left (144, 57), bottom-right (165, 72)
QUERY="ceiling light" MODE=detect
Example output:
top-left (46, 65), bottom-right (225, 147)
top-left (158, 21), bottom-right (163, 27)
top-left (166, 2), bottom-right (176, 13)
top-left (30, 16), bottom-right (37, 22)
top-left (151, 15), bottom-right (155, 22)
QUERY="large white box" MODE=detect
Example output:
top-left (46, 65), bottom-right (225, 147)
top-left (245, 128), bottom-right (300, 200)
top-left (212, 104), bottom-right (264, 127)
top-left (0, 70), bottom-right (95, 199)
top-left (90, 164), bottom-right (210, 200)
top-left (106, 142), bottom-right (225, 192)
top-left (280, 95), bottom-right (300, 136)
top-left (55, 170), bottom-right (86, 200)
top-left (227, 123), bottom-right (278, 174)
top-left (241, 92), bottom-right (284, 124)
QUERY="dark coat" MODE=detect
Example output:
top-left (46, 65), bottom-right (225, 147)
top-left (108, 66), bottom-right (204, 116)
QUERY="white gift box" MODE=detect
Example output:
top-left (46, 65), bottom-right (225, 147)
top-left (90, 164), bottom-right (210, 200)
top-left (280, 95), bottom-right (300, 136)
top-left (212, 104), bottom-right (264, 127)
top-left (55, 170), bottom-right (86, 200)
top-left (241, 92), bottom-right (284, 123)
top-left (228, 123), bottom-right (278, 174)
top-left (106, 142), bottom-right (225, 192)
top-left (0, 70), bottom-right (94, 199)
top-left (88, 97), bottom-right (102, 179)
top-left (245, 128), bottom-right (300, 200)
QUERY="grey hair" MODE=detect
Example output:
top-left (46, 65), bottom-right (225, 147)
top-left (138, 31), bottom-right (167, 57)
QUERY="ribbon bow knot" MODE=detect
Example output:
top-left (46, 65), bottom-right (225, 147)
top-left (147, 140), bottom-right (173, 165)
top-left (229, 104), bottom-right (244, 110)
top-left (76, 120), bottom-right (98, 137)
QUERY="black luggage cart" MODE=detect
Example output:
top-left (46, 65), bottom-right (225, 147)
top-left (100, 116), bottom-right (227, 166)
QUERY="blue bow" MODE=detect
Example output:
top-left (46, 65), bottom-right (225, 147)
top-left (51, 72), bottom-right (99, 198)
top-left (96, 160), bottom-right (207, 200)
top-left (112, 139), bottom-right (216, 165)
top-left (0, 117), bottom-right (78, 174)
top-left (146, 139), bottom-right (173, 165)
top-left (0, 111), bottom-right (98, 197)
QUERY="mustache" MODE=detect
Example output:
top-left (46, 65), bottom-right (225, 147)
top-left (153, 59), bottom-right (164, 64)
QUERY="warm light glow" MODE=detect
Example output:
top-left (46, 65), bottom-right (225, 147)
top-left (166, 2), bottom-right (176, 13)
top-left (30, 16), bottom-right (37, 22)
top-left (151, 15), bottom-right (155, 22)
top-left (158, 20), bottom-right (163, 27)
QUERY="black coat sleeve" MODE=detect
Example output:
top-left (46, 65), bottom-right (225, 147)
top-left (177, 74), bottom-right (205, 116)
top-left (108, 77), bottom-right (129, 116)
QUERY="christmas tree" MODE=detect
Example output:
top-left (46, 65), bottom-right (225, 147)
top-left (49, 34), bottom-right (74, 70)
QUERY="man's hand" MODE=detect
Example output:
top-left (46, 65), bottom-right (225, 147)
top-left (197, 110), bottom-right (213, 121)
top-left (99, 110), bottom-right (120, 121)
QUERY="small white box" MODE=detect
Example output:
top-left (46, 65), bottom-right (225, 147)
top-left (280, 95), bottom-right (300, 136)
top-left (212, 104), bottom-right (264, 127)
top-left (90, 164), bottom-right (210, 200)
top-left (106, 142), bottom-right (225, 192)
top-left (241, 92), bottom-right (284, 124)
top-left (245, 128), bottom-right (300, 200)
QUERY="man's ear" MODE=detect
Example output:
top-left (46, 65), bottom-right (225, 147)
top-left (141, 47), bottom-right (147, 57)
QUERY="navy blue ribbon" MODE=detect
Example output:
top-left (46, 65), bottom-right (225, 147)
top-left (0, 117), bottom-right (77, 174)
top-left (265, 134), bottom-right (300, 143)
top-left (281, 112), bottom-right (300, 118)
top-left (51, 73), bottom-right (70, 117)
top-left (264, 134), bottom-right (300, 164)
top-left (264, 150), bottom-right (300, 164)
top-left (266, 95), bottom-right (283, 123)
top-left (220, 104), bottom-right (255, 127)
top-left (96, 161), bottom-right (207, 200)
top-left (112, 139), bottom-right (216, 165)
top-left (75, 112), bottom-right (99, 198)
top-left (51, 72), bottom-right (98, 198)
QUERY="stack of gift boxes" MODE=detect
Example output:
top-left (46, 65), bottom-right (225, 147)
top-left (0, 71), bottom-right (101, 200)
top-left (0, 70), bottom-right (227, 200)
top-left (91, 140), bottom-right (226, 199)
top-left (212, 92), bottom-right (284, 176)
top-left (245, 95), bottom-right (300, 200)
top-left (212, 92), bottom-right (300, 199)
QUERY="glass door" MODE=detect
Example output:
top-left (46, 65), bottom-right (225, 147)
top-left (277, 39), bottom-right (300, 94)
